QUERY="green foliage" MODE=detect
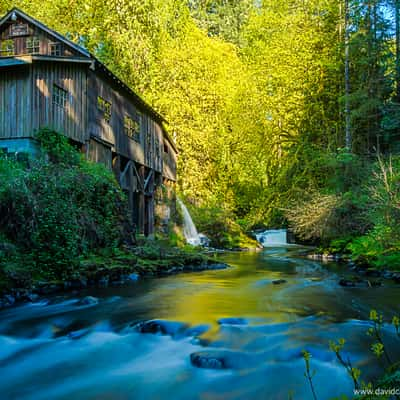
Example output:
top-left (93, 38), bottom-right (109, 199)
top-left (3, 0), bottom-right (400, 258)
top-left (0, 130), bottom-right (127, 279)
top-left (188, 202), bottom-right (249, 248)
top-left (35, 128), bottom-right (80, 165)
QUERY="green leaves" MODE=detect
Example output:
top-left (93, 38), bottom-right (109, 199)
top-left (0, 131), bottom-right (127, 279)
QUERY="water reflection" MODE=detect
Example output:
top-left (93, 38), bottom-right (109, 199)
top-left (0, 247), bottom-right (399, 400)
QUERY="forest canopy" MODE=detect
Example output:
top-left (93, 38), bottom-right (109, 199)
top-left (2, 0), bottom-right (400, 251)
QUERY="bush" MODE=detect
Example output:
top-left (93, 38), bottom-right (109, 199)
top-left (344, 156), bottom-right (400, 269)
top-left (0, 130), bottom-right (128, 279)
top-left (285, 190), bottom-right (368, 244)
top-left (187, 203), bottom-right (243, 248)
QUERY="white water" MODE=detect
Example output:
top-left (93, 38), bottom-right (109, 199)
top-left (255, 229), bottom-right (288, 247)
top-left (177, 199), bottom-right (201, 246)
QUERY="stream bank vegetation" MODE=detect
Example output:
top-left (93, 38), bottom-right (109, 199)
top-left (2, 0), bottom-right (400, 266)
top-left (0, 130), bottom-right (222, 302)
top-left (303, 309), bottom-right (400, 400)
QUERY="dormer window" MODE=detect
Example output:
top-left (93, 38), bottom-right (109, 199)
top-left (26, 36), bottom-right (40, 54)
top-left (0, 39), bottom-right (14, 56)
top-left (49, 42), bottom-right (62, 56)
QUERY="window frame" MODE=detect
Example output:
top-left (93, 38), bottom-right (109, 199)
top-left (49, 42), bottom-right (62, 56)
top-left (124, 114), bottom-right (141, 141)
top-left (0, 39), bottom-right (15, 56)
top-left (26, 36), bottom-right (40, 54)
top-left (97, 96), bottom-right (112, 124)
top-left (52, 84), bottom-right (68, 109)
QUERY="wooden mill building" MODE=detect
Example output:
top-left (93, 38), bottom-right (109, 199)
top-left (0, 8), bottom-right (177, 236)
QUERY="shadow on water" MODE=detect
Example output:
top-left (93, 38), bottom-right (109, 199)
top-left (0, 246), bottom-right (399, 399)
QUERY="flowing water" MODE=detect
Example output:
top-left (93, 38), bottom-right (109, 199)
top-left (1, 247), bottom-right (399, 400)
top-left (177, 199), bottom-right (201, 246)
top-left (256, 229), bottom-right (288, 246)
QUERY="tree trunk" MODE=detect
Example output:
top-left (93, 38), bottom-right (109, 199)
top-left (395, 0), bottom-right (400, 101)
top-left (344, 0), bottom-right (351, 150)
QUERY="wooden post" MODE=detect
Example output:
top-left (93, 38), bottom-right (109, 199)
top-left (138, 165), bottom-right (145, 234)
top-left (112, 153), bottom-right (121, 183)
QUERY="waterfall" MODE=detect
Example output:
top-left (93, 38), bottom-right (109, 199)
top-left (177, 199), bottom-right (201, 246)
top-left (255, 229), bottom-right (288, 247)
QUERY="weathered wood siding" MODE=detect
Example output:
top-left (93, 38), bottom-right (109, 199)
top-left (32, 62), bottom-right (88, 143)
top-left (163, 139), bottom-right (177, 181)
top-left (0, 65), bottom-right (32, 138)
top-left (0, 17), bottom-right (80, 57)
top-left (87, 71), bottom-right (164, 172)
top-left (88, 138), bottom-right (112, 169)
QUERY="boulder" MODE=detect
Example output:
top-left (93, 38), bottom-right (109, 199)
top-left (3, 294), bottom-right (15, 305)
top-left (78, 296), bottom-right (99, 306)
top-left (218, 317), bottom-right (247, 326)
top-left (207, 263), bottom-right (229, 270)
top-left (133, 319), bottom-right (187, 336)
top-left (190, 352), bottom-right (226, 369)
top-left (128, 273), bottom-right (140, 282)
top-left (272, 279), bottom-right (287, 285)
top-left (339, 279), bottom-right (356, 287)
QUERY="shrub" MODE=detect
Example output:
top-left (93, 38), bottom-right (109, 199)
top-left (285, 190), bottom-right (368, 244)
top-left (0, 129), bottom-right (128, 278)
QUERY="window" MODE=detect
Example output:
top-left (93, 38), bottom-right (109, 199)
top-left (97, 96), bottom-right (111, 123)
top-left (53, 84), bottom-right (68, 108)
top-left (163, 142), bottom-right (169, 153)
top-left (49, 42), bottom-right (62, 56)
top-left (26, 36), bottom-right (40, 54)
top-left (0, 39), bottom-right (14, 56)
top-left (124, 115), bottom-right (140, 141)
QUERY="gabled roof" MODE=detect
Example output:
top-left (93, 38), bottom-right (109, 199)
top-left (0, 7), bottom-right (176, 147)
top-left (0, 8), bottom-right (91, 58)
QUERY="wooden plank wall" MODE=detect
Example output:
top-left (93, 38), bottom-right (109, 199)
top-left (32, 62), bottom-right (88, 143)
top-left (87, 71), bottom-right (164, 173)
top-left (0, 17), bottom-right (80, 57)
top-left (0, 66), bottom-right (32, 138)
top-left (162, 139), bottom-right (177, 181)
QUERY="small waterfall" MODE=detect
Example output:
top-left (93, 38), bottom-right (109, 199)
top-left (255, 229), bottom-right (288, 247)
top-left (177, 199), bottom-right (201, 246)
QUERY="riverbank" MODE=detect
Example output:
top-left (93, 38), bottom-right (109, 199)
top-left (1, 248), bottom-right (399, 400)
top-left (306, 252), bottom-right (400, 287)
top-left (0, 241), bottom-right (230, 308)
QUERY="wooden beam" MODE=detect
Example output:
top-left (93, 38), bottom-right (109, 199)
top-left (144, 169), bottom-right (153, 191)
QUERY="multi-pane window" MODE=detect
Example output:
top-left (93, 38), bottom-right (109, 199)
top-left (53, 84), bottom-right (68, 108)
top-left (0, 39), bottom-right (14, 56)
top-left (26, 36), bottom-right (40, 54)
top-left (124, 115), bottom-right (140, 141)
top-left (97, 96), bottom-right (111, 123)
top-left (49, 42), bottom-right (62, 56)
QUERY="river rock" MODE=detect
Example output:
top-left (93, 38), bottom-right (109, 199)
top-left (392, 273), bottom-right (400, 283)
top-left (79, 296), bottom-right (99, 306)
top-left (272, 279), bottom-right (287, 285)
top-left (190, 352), bottom-right (227, 369)
top-left (3, 294), bottom-right (15, 305)
top-left (339, 278), bottom-right (371, 288)
top-left (218, 317), bottom-right (248, 326)
top-left (365, 269), bottom-right (381, 278)
top-left (97, 276), bottom-right (109, 287)
top-left (128, 273), bottom-right (140, 282)
top-left (207, 263), bottom-right (228, 270)
top-left (133, 319), bottom-right (188, 336)
top-left (339, 279), bottom-right (356, 287)
top-left (26, 293), bottom-right (39, 302)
